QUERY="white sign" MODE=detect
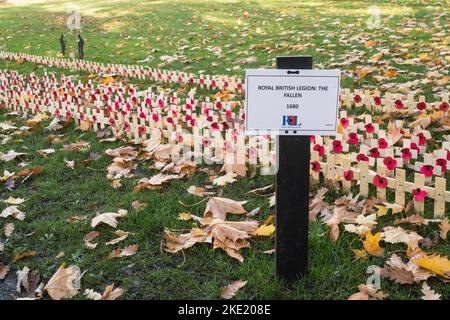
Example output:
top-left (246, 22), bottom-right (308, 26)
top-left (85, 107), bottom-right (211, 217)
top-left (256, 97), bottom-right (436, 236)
top-left (245, 69), bottom-right (340, 135)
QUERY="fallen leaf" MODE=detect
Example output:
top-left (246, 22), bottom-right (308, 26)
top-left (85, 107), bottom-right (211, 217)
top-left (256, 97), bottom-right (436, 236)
top-left (91, 209), bottom-right (128, 228)
top-left (421, 282), bottom-right (441, 300)
top-left (44, 264), bottom-right (82, 300)
top-left (382, 226), bottom-right (423, 250)
top-left (0, 263), bottom-right (10, 280)
top-left (3, 196), bottom-right (26, 205)
top-left (253, 224), bottom-right (275, 236)
top-left (4, 222), bottom-right (14, 237)
top-left (348, 283), bottom-right (388, 300)
top-left (220, 280), bottom-right (247, 299)
top-left (363, 232), bottom-right (384, 257)
top-left (414, 255), bottom-right (450, 279)
top-left (0, 205), bottom-right (26, 220)
top-left (204, 197), bottom-right (247, 220)
top-left (14, 251), bottom-right (37, 262)
top-left (439, 218), bottom-right (450, 240)
top-left (102, 283), bottom-right (124, 300)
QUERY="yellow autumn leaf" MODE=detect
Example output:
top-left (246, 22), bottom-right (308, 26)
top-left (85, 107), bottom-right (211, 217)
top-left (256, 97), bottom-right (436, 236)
top-left (414, 255), bottom-right (450, 279)
top-left (383, 70), bottom-right (398, 78)
top-left (374, 205), bottom-right (388, 217)
top-left (418, 53), bottom-right (429, 61)
top-left (363, 232), bottom-right (384, 257)
top-left (254, 224), bottom-right (275, 236)
top-left (178, 212), bottom-right (193, 221)
top-left (352, 249), bottom-right (368, 260)
top-left (263, 214), bottom-right (273, 225)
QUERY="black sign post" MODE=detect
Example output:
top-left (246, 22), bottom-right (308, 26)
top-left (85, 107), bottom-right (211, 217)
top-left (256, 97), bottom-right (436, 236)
top-left (275, 56), bottom-right (313, 282)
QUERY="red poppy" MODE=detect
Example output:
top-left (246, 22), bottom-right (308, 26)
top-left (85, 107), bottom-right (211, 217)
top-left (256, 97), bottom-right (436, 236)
top-left (344, 170), bottom-right (354, 181)
top-left (435, 158), bottom-right (447, 172)
top-left (237, 83), bottom-right (243, 90)
top-left (373, 175), bottom-right (388, 189)
top-left (124, 122), bottom-right (130, 132)
top-left (413, 188), bottom-right (427, 202)
top-left (138, 125), bottom-right (146, 135)
top-left (185, 103), bottom-right (192, 110)
top-left (185, 114), bottom-right (192, 122)
top-left (332, 140), bottom-right (343, 153)
top-left (401, 148), bottom-right (412, 160)
top-left (215, 101), bottom-right (222, 109)
top-left (313, 144), bottom-right (325, 156)
top-left (369, 147), bottom-right (380, 158)
top-left (80, 113), bottom-right (85, 121)
top-left (378, 138), bottom-right (388, 149)
top-left (348, 133), bottom-right (358, 145)
top-left (167, 117), bottom-right (174, 124)
top-left (145, 97), bottom-right (152, 106)
top-left (365, 123), bottom-right (375, 133)
top-left (203, 138), bottom-right (211, 148)
top-left (416, 102), bottom-right (426, 111)
top-left (356, 153), bottom-right (369, 162)
top-left (211, 122), bottom-right (219, 130)
top-left (190, 119), bottom-right (196, 127)
top-left (310, 135), bottom-right (316, 143)
top-left (109, 117), bottom-right (115, 126)
top-left (394, 99), bottom-right (404, 109)
top-left (410, 142), bottom-right (420, 153)
top-left (417, 133), bottom-right (427, 145)
top-left (439, 102), bottom-right (449, 112)
top-left (139, 111), bottom-right (146, 119)
top-left (373, 96), bottom-right (381, 106)
top-left (152, 113), bottom-right (159, 123)
top-left (158, 99), bottom-right (164, 107)
top-left (206, 115), bottom-right (213, 122)
top-left (383, 156), bottom-right (397, 170)
top-left (354, 94), bottom-right (362, 103)
top-left (340, 118), bottom-right (349, 127)
top-left (420, 165), bottom-right (434, 177)
top-left (222, 122), bottom-right (230, 130)
top-left (311, 161), bottom-right (321, 173)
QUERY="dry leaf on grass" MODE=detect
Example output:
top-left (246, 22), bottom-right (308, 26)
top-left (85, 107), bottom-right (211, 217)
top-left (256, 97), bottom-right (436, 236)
top-left (363, 232), bottom-right (384, 257)
top-left (414, 255), bottom-right (450, 279)
top-left (253, 224), bottom-right (275, 236)
top-left (4, 222), bottom-right (14, 237)
top-left (213, 172), bottom-right (237, 186)
top-left (204, 197), bottom-right (247, 220)
top-left (91, 209), bottom-right (128, 228)
top-left (84, 283), bottom-right (124, 300)
top-left (439, 218), bottom-right (450, 240)
top-left (44, 264), bottom-right (82, 300)
top-left (348, 284), bottom-right (388, 300)
top-left (381, 254), bottom-right (432, 284)
top-left (106, 230), bottom-right (131, 245)
top-left (3, 196), bottom-right (26, 205)
top-left (187, 185), bottom-right (216, 197)
top-left (394, 214), bottom-right (427, 226)
top-left (67, 215), bottom-right (88, 223)
top-left (220, 280), bottom-right (247, 299)
top-left (421, 283), bottom-right (441, 300)
top-left (131, 200), bottom-right (148, 210)
top-left (108, 244), bottom-right (138, 259)
top-left (0, 263), bottom-right (10, 280)
top-left (382, 226), bottom-right (423, 250)
top-left (16, 266), bottom-right (30, 293)
top-left (0, 205), bottom-right (26, 220)
top-left (14, 251), bottom-right (36, 262)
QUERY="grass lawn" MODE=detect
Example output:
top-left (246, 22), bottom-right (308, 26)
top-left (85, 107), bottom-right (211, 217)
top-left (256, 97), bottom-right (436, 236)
top-left (0, 0), bottom-right (449, 300)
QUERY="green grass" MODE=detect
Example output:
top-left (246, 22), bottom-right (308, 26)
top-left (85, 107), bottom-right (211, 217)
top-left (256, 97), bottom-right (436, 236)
top-left (0, 0), bottom-right (449, 300)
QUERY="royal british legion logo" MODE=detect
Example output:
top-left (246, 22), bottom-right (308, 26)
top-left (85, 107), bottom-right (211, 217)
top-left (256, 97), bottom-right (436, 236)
top-left (282, 115), bottom-right (299, 126)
